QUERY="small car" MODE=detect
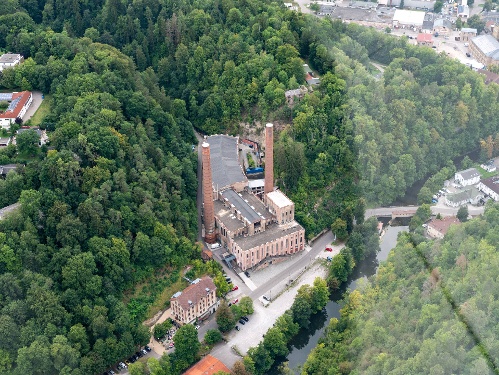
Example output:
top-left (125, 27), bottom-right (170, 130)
top-left (325, 247), bottom-right (333, 252)
top-left (235, 326), bottom-right (240, 331)
top-left (232, 299), bottom-right (239, 304)
top-left (242, 316), bottom-right (249, 322)
top-left (239, 319), bottom-right (246, 325)
top-left (232, 285), bottom-right (239, 291)
top-left (244, 271), bottom-right (250, 278)
top-left (141, 349), bottom-right (147, 355)
top-left (144, 345), bottom-right (151, 352)
top-left (195, 325), bottom-right (200, 330)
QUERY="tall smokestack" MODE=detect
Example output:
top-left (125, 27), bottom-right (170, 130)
top-left (264, 123), bottom-right (274, 195)
top-left (202, 142), bottom-right (216, 243)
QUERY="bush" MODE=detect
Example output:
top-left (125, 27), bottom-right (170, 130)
top-left (204, 329), bottom-right (223, 345)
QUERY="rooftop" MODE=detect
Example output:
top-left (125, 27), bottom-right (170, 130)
top-left (446, 186), bottom-right (482, 203)
top-left (472, 35), bottom-right (499, 60)
top-left (170, 276), bottom-right (216, 311)
top-left (434, 18), bottom-right (452, 28)
top-left (478, 69), bottom-right (499, 84)
top-left (248, 179), bottom-right (265, 189)
top-left (417, 33), bottom-right (433, 42)
top-left (480, 176), bottom-right (499, 194)
top-left (393, 9), bottom-right (426, 26)
top-left (16, 127), bottom-right (42, 137)
top-left (221, 189), bottom-right (267, 224)
top-left (214, 200), bottom-right (247, 232)
top-left (206, 135), bottom-right (247, 190)
top-left (0, 54), bottom-right (22, 64)
top-left (267, 190), bottom-right (293, 208)
top-left (0, 91), bottom-right (32, 120)
top-left (428, 216), bottom-right (461, 236)
top-left (461, 27), bottom-right (477, 33)
top-left (183, 355), bottom-right (231, 375)
top-left (0, 164), bottom-right (17, 175)
top-left (456, 167), bottom-right (480, 180)
top-left (235, 220), bottom-right (304, 251)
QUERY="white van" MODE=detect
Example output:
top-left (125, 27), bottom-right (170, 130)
top-left (210, 242), bottom-right (221, 250)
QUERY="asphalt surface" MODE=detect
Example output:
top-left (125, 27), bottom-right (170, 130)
top-left (23, 91), bottom-right (44, 123)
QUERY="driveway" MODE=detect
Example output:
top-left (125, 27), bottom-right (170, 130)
top-left (22, 91), bottom-right (43, 122)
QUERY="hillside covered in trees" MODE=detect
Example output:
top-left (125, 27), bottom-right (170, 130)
top-left (0, 0), bottom-right (363, 374)
top-left (303, 202), bottom-right (499, 374)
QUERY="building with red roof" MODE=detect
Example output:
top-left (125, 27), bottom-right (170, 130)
top-left (170, 276), bottom-right (219, 324)
top-left (183, 355), bottom-right (230, 375)
top-left (0, 91), bottom-right (33, 130)
top-left (426, 216), bottom-right (461, 239)
top-left (416, 33), bottom-right (433, 47)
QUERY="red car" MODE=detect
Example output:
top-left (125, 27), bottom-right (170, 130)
top-left (232, 299), bottom-right (239, 304)
top-left (325, 247), bottom-right (333, 252)
top-left (232, 285), bottom-right (239, 291)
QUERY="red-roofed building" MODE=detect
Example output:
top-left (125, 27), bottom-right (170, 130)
top-left (183, 355), bottom-right (230, 375)
top-left (0, 91), bottom-right (33, 130)
top-left (416, 33), bottom-right (433, 47)
top-left (170, 276), bottom-right (219, 324)
top-left (426, 216), bottom-right (461, 239)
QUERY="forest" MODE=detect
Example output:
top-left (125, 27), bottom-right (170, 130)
top-left (302, 202), bottom-right (499, 375)
top-left (0, 0), bottom-right (362, 374)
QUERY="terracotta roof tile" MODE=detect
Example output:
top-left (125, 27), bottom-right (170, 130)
top-left (183, 355), bottom-right (230, 375)
top-left (171, 276), bottom-right (216, 311)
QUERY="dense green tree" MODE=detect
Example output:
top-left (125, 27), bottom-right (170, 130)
top-left (16, 129), bottom-right (40, 155)
top-left (216, 301), bottom-right (235, 332)
top-left (172, 324), bottom-right (200, 368)
top-left (204, 329), bottom-right (223, 345)
top-left (457, 205), bottom-right (469, 222)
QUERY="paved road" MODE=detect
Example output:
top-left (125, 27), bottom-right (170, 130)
top-left (23, 91), bottom-right (43, 123)
top-left (366, 205), bottom-right (485, 218)
top-left (0, 203), bottom-right (19, 220)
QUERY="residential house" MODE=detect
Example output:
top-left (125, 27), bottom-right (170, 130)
top-left (426, 216), bottom-right (461, 239)
top-left (184, 355), bottom-right (231, 375)
top-left (170, 276), bottom-right (219, 324)
top-left (478, 176), bottom-right (499, 201)
top-left (0, 91), bottom-right (33, 130)
top-left (417, 33), bottom-right (434, 47)
top-left (0, 54), bottom-right (23, 72)
top-left (480, 160), bottom-right (497, 173)
top-left (15, 127), bottom-right (48, 146)
top-left (0, 137), bottom-right (11, 147)
top-left (0, 164), bottom-right (17, 176)
top-left (445, 186), bottom-right (484, 207)
top-left (470, 35), bottom-right (499, 67)
top-left (455, 168), bottom-right (480, 186)
top-left (478, 69), bottom-right (499, 84)
top-left (460, 27), bottom-right (477, 42)
top-left (457, 4), bottom-right (470, 19)
top-left (433, 18), bottom-right (453, 34)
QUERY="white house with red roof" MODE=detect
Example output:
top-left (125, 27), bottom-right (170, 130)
top-left (0, 91), bottom-right (33, 130)
top-left (417, 33), bottom-right (433, 47)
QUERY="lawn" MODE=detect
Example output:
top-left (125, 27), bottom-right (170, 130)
top-left (28, 94), bottom-right (51, 126)
top-left (477, 165), bottom-right (499, 179)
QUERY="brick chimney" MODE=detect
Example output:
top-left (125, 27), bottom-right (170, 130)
top-left (202, 142), bottom-right (216, 243)
top-left (264, 123), bottom-right (274, 195)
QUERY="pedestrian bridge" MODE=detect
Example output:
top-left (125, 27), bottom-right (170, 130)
top-left (365, 206), bottom-right (418, 219)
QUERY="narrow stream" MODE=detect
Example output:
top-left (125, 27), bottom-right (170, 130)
top-left (274, 225), bottom-right (408, 373)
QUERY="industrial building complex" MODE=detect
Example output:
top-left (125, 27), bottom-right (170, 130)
top-left (201, 124), bottom-right (305, 271)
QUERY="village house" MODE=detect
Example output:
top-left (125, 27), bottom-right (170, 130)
top-left (480, 160), bottom-right (497, 173)
top-left (445, 187), bottom-right (483, 207)
top-left (0, 164), bottom-right (17, 176)
top-left (0, 54), bottom-right (23, 71)
top-left (416, 33), bottom-right (434, 47)
top-left (426, 216), bottom-right (461, 239)
top-left (15, 127), bottom-right (48, 146)
top-left (469, 35), bottom-right (499, 67)
top-left (454, 168), bottom-right (480, 186)
top-left (477, 176), bottom-right (499, 201)
top-left (170, 276), bottom-right (219, 325)
top-left (460, 27), bottom-right (477, 42)
top-left (433, 18), bottom-right (452, 35)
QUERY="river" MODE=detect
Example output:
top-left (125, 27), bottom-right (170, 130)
top-left (275, 225), bottom-right (408, 374)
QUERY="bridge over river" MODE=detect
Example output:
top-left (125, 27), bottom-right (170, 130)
top-left (365, 205), bottom-right (485, 219)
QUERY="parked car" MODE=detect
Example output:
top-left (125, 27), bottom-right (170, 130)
top-left (144, 345), bottom-right (151, 352)
top-left (232, 285), bottom-right (239, 291)
top-left (239, 319), bottom-right (246, 325)
top-left (136, 351), bottom-right (143, 358)
top-left (195, 325), bottom-right (200, 330)
top-left (263, 295), bottom-right (270, 301)
top-left (244, 271), bottom-right (250, 278)
top-left (235, 326), bottom-right (240, 331)
top-left (325, 246), bottom-right (333, 252)
top-left (232, 298), bottom-right (239, 304)
top-left (141, 349), bottom-right (147, 355)
top-left (242, 316), bottom-right (249, 322)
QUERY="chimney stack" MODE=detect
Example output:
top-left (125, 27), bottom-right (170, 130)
top-left (264, 123), bottom-right (274, 195)
top-left (202, 142), bottom-right (216, 243)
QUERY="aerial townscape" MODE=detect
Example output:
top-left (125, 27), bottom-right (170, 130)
top-left (1, 0), bottom-right (499, 374)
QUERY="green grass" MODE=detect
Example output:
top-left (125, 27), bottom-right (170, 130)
top-left (477, 165), bottom-right (499, 179)
top-left (28, 94), bottom-right (51, 126)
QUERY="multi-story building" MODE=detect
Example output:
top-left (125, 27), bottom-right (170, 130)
top-left (478, 176), bottom-right (499, 201)
top-left (426, 216), bottom-right (461, 239)
top-left (202, 124), bottom-right (306, 271)
top-left (470, 35), bottom-right (499, 67)
top-left (460, 27), bottom-right (477, 42)
top-left (170, 276), bottom-right (218, 324)
top-left (0, 92), bottom-right (33, 130)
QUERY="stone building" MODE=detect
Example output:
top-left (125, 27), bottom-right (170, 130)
top-left (202, 124), bottom-right (305, 271)
top-left (170, 277), bottom-right (218, 324)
